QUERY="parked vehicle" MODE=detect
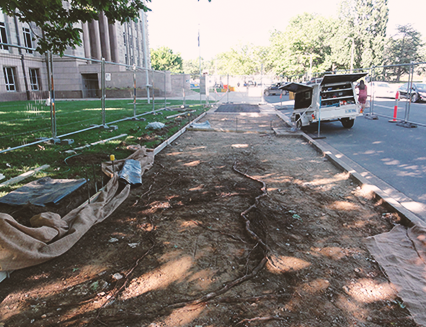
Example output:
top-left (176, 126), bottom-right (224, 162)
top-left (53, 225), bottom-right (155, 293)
top-left (397, 83), bottom-right (426, 103)
top-left (264, 82), bottom-right (287, 96)
top-left (306, 78), bottom-right (323, 85)
top-left (368, 82), bottom-right (396, 98)
top-left (280, 73), bottom-right (367, 129)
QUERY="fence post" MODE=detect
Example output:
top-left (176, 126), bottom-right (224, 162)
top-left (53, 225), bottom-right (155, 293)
top-left (164, 71), bottom-right (167, 109)
top-left (227, 74), bottom-right (229, 103)
top-left (101, 57), bottom-right (106, 127)
top-left (397, 61), bottom-right (417, 128)
top-left (146, 68), bottom-right (151, 104)
top-left (182, 73), bottom-right (186, 108)
top-left (133, 64), bottom-right (137, 118)
top-left (152, 70), bottom-right (155, 114)
top-left (365, 66), bottom-right (378, 120)
top-left (46, 51), bottom-right (57, 140)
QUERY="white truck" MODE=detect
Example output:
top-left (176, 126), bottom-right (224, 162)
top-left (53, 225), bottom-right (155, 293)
top-left (280, 73), bottom-right (367, 129)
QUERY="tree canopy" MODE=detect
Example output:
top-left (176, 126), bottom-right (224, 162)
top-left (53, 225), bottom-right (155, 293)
top-left (213, 43), bottom-right (267, 76)
top-left (151, 47), bottom-right (183, 73)
top-left (337, 0), bottom-right (389, 68)
top-left (0, 0), bottom-right (151, 54)
top-left (383, 24), bottom-right (425, 81)
top-left (268, 13), bottom-right (337, 77)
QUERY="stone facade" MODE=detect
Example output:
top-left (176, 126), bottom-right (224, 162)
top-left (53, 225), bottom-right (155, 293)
top-left (0, 8), bottom-right (151, 101)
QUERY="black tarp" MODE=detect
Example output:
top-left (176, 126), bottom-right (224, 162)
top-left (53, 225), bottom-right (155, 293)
top-left (0, 177), bottom-right (87, 206)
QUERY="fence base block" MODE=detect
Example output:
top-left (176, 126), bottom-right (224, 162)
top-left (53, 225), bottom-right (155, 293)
top-left (396, 121), bottom-right (417, 128)
top-left (364, 113), bottom-right (379, 120)
top-left (60, 139), bottom-right (74, 145)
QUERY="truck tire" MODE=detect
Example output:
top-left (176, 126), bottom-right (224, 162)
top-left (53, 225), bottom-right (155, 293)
top-left (341, 118), bottom-right (354, 128)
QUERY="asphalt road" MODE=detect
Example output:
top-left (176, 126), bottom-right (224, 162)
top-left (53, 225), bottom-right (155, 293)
top-left (266, 95), bottom-right (426, 214)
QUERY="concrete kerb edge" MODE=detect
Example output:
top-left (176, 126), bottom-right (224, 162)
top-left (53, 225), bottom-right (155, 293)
top-left (153, 112), bottom-right (208, 156)
top-left (303, 133), bottom-right (423, 227)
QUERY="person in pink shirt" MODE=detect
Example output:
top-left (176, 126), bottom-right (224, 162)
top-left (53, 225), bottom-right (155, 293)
top-left (357, 80), bottom-right (368, 113)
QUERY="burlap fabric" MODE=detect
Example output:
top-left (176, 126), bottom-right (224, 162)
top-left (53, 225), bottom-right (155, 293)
top-left (365, 223), bottom-right (426, 326)
top-left (0, 147), bottom-right (154, 271)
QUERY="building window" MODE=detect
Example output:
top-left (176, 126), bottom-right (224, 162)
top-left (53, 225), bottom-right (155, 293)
top-left (29, 68), bottom-right (40, 91)
top-left (3, 67), bottom-right (17, 91)
top-left (0, 11), bottom-right (8, 50)
top-left (23, 24), bottom-right (33, 53)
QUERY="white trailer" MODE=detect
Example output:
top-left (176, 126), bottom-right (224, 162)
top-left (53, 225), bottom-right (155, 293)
top-left (281, 73), bottom-right (367, 129)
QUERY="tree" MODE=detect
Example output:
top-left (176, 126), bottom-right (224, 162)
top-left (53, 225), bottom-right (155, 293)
top-left (383, 24), bottom-right (424, 82)
top-left (213, 43), bottom-right (267, 75)
top-left (183, 58), bottom-right (215, 79)
top-left (150, 47), bottom-right (183, 73)
top-left (337, 0), bottom-right (389, 68)
top-left (267, 13), bottom-right (337, 79)
top-left (0, 0), bottom-right (151, 54)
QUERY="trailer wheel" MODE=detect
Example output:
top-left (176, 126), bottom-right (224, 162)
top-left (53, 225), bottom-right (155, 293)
top-left (341, 118), bottom-right (354, 128)
top-left (295, 115), bottom-right (303, 130)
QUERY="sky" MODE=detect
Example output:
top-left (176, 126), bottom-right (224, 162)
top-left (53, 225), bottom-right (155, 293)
top-left (147, 0), bottom-right (426, 61)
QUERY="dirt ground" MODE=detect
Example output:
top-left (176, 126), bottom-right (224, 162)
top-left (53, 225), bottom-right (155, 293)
top-left (0, 110), bottom-right (418, 327)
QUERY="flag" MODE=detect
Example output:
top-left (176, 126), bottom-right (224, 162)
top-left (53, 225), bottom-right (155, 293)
top-left (198, 30), bottom-right (200, 47)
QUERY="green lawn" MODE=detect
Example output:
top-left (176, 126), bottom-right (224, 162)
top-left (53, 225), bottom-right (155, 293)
top-left (0, 99), bottom-right (193, 148)
top-left (0, 99), bottom-right (213, 196)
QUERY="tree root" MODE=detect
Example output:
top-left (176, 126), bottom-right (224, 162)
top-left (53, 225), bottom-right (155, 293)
top-left (169, 256), bottom-right (267, 308)
top-left (165, 162), bottom-right (275, 309)
top-left (211, 293), bottom-right (291, 304)
top-left (93, 240), bottom-right (155, 324)
top-left (235, 315), bottom-right (286, 325)
top-left (192, 220), bottom-right (248, 244)
top-left (232, 161), bottom-right (272, 254)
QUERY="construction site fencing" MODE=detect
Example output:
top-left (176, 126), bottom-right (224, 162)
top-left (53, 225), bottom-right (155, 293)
top-left (197, 74), bottom-right (279, 104)
top-left (0, 43), bottom-right (203, 154)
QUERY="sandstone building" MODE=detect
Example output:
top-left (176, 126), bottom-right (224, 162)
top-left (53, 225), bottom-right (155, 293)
top-left (0, 8), bottom-right (151, 101)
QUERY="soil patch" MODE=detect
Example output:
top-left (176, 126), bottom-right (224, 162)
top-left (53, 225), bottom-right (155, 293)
top-left (0, 130), bottom-right (416, 327)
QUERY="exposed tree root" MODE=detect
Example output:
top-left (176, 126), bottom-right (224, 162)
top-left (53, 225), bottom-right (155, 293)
top-left (133, 173), bottom-right (179, 206)
top-left (93, 240), bottom-right (155, 324)
top-left (168, 162), bottom-right (277, 310)
top-left (192, 220), bottom-right (248, 244)
top-left (211, 293), bottom-right (290, 304)
top-left (232, 161), bottom-right (273, 254)
top-left (235, 315), bottom-right (286, 325)
top-left (169, 256), bottom-right (267, 308)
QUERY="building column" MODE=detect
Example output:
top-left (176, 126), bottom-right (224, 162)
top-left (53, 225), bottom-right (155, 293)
top-left (98, 12), bottom-right (111, 62)
top-left (109, 23), bottom-right (119, 63)
top-left (88, 20), bottom-right (102, 60)
top-left (82, 22), bottom-right (92, 60)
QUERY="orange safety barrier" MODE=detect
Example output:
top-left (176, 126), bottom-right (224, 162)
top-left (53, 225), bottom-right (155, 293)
top-left (389, 91), bottom-right (400, 123)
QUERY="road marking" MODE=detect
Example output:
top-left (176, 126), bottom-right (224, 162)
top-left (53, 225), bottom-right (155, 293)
top-left (374, 104), bottom-right (404, 110)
